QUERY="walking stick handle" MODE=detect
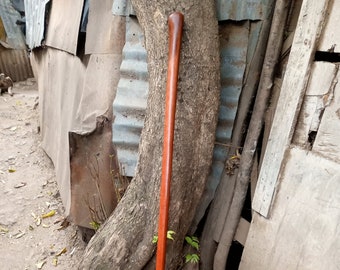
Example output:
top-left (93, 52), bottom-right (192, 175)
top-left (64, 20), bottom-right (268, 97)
top-left (156, 12), bottom-right (184, 270)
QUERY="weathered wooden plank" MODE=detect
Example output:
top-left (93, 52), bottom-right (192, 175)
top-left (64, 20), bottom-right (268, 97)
top-left (252, 0), bottom-right (329, 217)
top-left (317, 0), bottom-right (340, 52)
top-left (233, 218), bottom-right (250, 246)
top-left (292, 95), bottom-right (324, 147)
top-left (293, 62), bottom-right (337, 147)
top-left (240, 147), bottom-right (340, 270)
top-left (313, 70), bottom-right (340, 162)
top-left (307, 62), bottom-right (337, 95)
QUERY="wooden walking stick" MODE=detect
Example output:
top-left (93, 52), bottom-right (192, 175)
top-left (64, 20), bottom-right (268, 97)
top-left (156, 11), bottom-right (184, 270)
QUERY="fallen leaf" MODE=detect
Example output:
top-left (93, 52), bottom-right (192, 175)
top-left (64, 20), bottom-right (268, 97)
top-left (14, 182), bottom-right (27, 188)
top-left (37, 217), bottom-right (41, 226)
top-left (32, 212), bottom-right (41, 226)
top-left (57, 218), bottom-right (69, 231)
top-left (56, 247), bottom-right (67, 256)
top-left (41, 210), bottom-right (56, 219)
top-left (13, 230), bottom-right (25, 239)
top-left (29, 225), bottom-right (34, 231)
top-left (42, 223), bottom-right (50, 228)
top-left (52, 257), bottom-right (58, 266)
top-left (8, 168), bottom-right (16, 173)
top-left (36, 261), bottom-right (46, 269)
top-left (69, 247), bottom-right (76, 256)
top-left (0, 226), bottom-right (9, 233)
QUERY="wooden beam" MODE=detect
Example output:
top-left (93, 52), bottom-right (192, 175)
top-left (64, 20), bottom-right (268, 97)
top-left (252, 0), bottom-right (330, 217)
top-left (233, 218), bottom-right (250, 246)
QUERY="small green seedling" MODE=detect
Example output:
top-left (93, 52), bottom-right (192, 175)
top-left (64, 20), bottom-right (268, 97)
top-left (89, 221), bottom-right (101, 231)
top-left (184, 236), bottom-right (200, 264)
top-left (152, 230), bottom-right (176, 244)
top-left (152, 232), bottom-right (200, 264)
top-left (185, 253), bottom-right (200, 264)
top-left (185, 236), bottom-right (199, 251)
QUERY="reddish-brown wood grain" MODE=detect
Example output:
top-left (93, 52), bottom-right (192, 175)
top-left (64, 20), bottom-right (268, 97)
top-left (156, 11), bottom-right (184, 270)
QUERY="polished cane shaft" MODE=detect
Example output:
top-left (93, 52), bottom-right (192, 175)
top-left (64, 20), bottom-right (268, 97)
top-left (156, 12), bottom-right (184, 270)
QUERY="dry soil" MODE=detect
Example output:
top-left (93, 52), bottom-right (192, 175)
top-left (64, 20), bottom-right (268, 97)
top-left (0, 79), bottom-right (85, 270)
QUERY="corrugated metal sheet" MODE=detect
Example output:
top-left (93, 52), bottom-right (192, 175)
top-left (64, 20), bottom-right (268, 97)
top-left (0, 49), bottom-right (33, 81)
top-left (214, 22), bottom-right (248, 162)
top-left (112, 17), bottom-right (148, 177)
top-left (0, 0), bottom-right (26, 49)
top-left (216, 0), bottom-right (269, 21)
top-left (192, 22), bottom-right (250, 227)
top-left (24, 0), bottom-right (50, 49)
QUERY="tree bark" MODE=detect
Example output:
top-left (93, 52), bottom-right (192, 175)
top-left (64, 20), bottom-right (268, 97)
top-left (79, 1), bottom-right (220, 269)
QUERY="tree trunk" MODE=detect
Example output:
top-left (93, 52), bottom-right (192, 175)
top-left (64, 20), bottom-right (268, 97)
top-left (79, 1), bottom-right (220, 269)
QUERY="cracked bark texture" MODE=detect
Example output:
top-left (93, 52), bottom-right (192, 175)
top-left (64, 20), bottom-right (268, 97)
top-left (79, 1), bottom-right (220, 269)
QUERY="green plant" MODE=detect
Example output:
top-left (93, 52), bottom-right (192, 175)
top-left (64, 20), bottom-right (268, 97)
top-left (89, 220), bottom-right (101, 231)
top-left (184, 236), bottom-right (200, 264)
top-left (152, 232), bottom-right (200, 264)
top-left (185, 253), bottom-right (200, 264)
top-left (152, 230), bottom-right (175, 243)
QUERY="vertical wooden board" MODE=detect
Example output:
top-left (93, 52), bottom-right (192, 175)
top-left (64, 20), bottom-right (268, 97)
top-left (317, 0), bottom-right (340, 52)
top-left (252, 0), bottom-right (329, 217)
top-left (293, 62), bottom-right (336, 147)
top-left (292, 95), bottom-right (323, 147)
top-left (233, 218), bottom-right (250, 246)
top-left (313, 72), bottom-right (340, 162)
top-left (241, 148), bottom-right (340, 270)
top-left (306, 62), bottom-right (337, 95)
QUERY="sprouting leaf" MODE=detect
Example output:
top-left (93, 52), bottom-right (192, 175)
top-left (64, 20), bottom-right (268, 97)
top-left (8, 168), bottom-right (16, 173)
top-left (185, 253), bottom-right (200, 264)
top-left (89, 221), bottom-right (100, 230)
top-left (152, 235), bottom-right (158, 244)
top-left (41, 210), bottom-right (56, 219)
top-left (153, 230), bottom-right (175, 244)
top-left (191, 236), bottom-right (199, 243)
top-left (167, 230), bottom-right (175, 241)
top-left (185, 236), bottom-right (199, 250)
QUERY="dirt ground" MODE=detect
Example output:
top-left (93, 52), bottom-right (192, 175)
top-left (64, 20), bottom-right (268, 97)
top-left (0, 79), bottom-right (85, 270)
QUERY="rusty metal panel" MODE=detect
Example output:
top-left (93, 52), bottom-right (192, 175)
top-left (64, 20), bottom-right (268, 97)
top-left (0, 49), bottom-right (33, 81)
top-left (0, 0), bottom-right (26, 49)
top-left (112, 17), bottom-right (148, 177)
top-left (24, 0), bottom-right (50, 49)
top-left (216, 0), bottom-right (269, 21)
top-left (45, 0), bottom-right (84, 55)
